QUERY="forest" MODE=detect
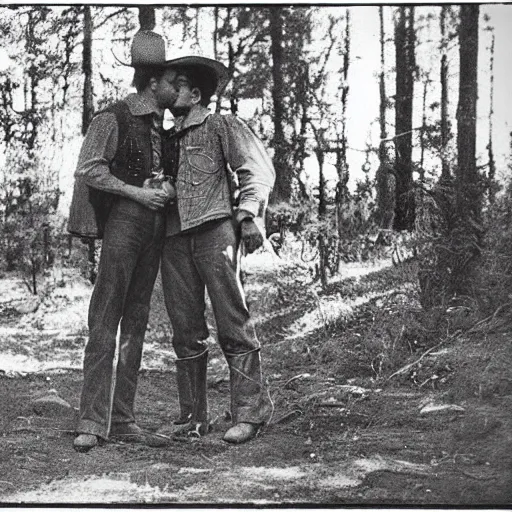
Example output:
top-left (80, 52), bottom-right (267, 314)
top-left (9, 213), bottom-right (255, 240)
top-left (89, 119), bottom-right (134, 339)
top-left (0, 3), bottom-right (511, 506)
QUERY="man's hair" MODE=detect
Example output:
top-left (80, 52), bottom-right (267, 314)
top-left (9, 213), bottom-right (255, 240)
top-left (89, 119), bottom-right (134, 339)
top-left (172, 65), bottom-right (217, 107)
top-left (132, 65), bottom-right (166, 93)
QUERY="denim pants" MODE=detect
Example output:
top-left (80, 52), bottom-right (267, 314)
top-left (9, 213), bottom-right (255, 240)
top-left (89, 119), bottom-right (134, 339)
top-left (77, 198), bottom-right (164, 439)
top-left (161, 218), bottom-right (259, 357)
top-left (161, 218), bottom-right (270, 425)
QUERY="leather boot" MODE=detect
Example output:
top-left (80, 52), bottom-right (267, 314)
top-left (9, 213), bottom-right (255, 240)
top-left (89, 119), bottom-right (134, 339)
top-left (174, 350), bottom-right (209, 439)
top-left (174, 358), bottom-right (193, 425)
top-left (223, 348), bottom-right (272, 443)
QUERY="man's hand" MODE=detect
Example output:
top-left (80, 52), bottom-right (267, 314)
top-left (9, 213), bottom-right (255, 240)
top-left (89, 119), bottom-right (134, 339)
top-left (161, 180), bottom-right (177, 200)
top-left (133, 187), bottom-right (170, 210)
top-left (143, 177), bottom-right (177, 201)
top-left (240, 218), bottom-right (263, 254)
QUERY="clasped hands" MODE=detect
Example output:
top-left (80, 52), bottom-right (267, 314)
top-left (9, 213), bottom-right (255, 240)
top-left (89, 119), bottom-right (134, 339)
top-left (139, 170), bottom-right (176, 211)
top-left (137, 174), bottom-right (264, 256)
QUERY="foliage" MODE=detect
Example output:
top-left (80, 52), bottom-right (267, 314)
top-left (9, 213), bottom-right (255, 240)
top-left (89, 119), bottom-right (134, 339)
top-left (0, 143), bottom-right (61, 293)
top-left (473, 178), bottom-right (512, 317)
top-left (268, 177), bottom-right (389, 286)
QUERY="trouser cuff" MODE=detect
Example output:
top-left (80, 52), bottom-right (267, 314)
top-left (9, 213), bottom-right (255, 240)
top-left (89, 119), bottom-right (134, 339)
top-left (76, 419), bottom-right (109, 440)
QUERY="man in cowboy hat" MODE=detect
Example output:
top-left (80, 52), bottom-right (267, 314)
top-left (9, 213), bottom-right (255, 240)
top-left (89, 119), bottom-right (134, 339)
top-left (158, 56), bottom-right (275, 444)
top-left (68, 30), bottom-right (180, 452)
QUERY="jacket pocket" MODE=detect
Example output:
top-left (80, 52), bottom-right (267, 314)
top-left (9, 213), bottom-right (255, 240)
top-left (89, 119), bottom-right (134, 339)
top-left (180, 146), bottom-right (221, 199)
top-left (184, 146), bottom-right (219, 182)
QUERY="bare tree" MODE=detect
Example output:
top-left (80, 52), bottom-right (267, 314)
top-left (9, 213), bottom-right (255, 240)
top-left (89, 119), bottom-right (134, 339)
top-left (269, 7), bottom-right (292, 203)
top-left (310, 124), bottom-right (329, 288)
top-left (486, 24), bottom-right (496, 204)
top-left (82, 6), bottom-right (94, 136)
top-left (419, 73), bottom-right (431, 180)
top-left (334, 10), bottom-right (351, 265)
top-left (440, 5), bottom-right (451, 181)
top-left (452, 4), bottom-right (481, 297)
top-left (393, 6), bottom-right (416, 232)
top-left (82, 5), bottom-right (96, 284)
top-left (375, 6), bottom-right (395, 229)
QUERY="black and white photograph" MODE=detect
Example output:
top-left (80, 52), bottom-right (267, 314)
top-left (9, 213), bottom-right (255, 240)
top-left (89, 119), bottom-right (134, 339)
top-left (0, 1), bottom-right (511, 506)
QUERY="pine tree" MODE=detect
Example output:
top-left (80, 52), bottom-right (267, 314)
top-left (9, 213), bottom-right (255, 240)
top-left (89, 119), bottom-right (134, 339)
top-left (269, 7), bottom-right (291, 202)
top-left (393, 6), bottom-right (416, 232)
top-left (375, 6), bottom-right (395, 230)
top-left (453, 4), bottom-right (481, 298)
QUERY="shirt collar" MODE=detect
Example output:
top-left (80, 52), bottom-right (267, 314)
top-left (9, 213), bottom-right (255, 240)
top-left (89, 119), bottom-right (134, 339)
top-left (174, 105), bottom-right (211, 133)
top-left (125, 93), bottom-right (161, 117)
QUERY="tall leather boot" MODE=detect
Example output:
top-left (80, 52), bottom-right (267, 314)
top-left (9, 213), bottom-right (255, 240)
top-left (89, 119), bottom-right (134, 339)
top-left (223, 348), bottom-right (272, 444)
top-left (174, 349), bottom-right (209, 438)
top-left (174, 359), bottom-right (193, 425)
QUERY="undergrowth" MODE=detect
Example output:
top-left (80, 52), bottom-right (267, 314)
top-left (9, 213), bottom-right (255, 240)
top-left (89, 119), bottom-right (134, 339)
top-left (261, 205), bottom-right (512, 401)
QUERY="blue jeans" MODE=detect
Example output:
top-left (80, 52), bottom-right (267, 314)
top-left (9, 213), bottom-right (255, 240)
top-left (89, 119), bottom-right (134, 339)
top-left (161, 218), bottom-right (271, 425)
top-left (161, 218), bottom-right (259, 357)
top-left (77, 198), bottom-right (164, 439)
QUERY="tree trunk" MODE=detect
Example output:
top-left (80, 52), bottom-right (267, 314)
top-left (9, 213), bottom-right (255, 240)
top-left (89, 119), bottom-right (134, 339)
top-left (138, 6), bottom-right (155, 31)
top-left (393, 6), bottom-right (416, 232)
top-left (378, 6), bottom-right (388, 165)
top-left (222, 41), bottom-right (237, 114)
top-left (213, 7), bottom-right (219, 60)
top-left (440, 5), bottom-right (451, 180)
top-left (375, 6), bottom-right (395, 230)
top-left (487, 30), bottom-right (496, 205)
top-left (269, 7), bottom-right (292, 203)
top-left (317, 147), bottom-right (328, 288)
top-left (82, 5), bottom-right (96, 284)
top-left (26, 9), bottom-right (39, 153)
top-left (452, 4), bottom-right (481, 297)
top-left (335, 10), bottom-right (351, 268)
top-left (419, 78), bottom-right (428, 181)
top-left (456, 5), bottom-right (479, 204)
top-left (317, 149), bottom-right (327, 218)
top-left (290, 59), bottom-right (310, 198)
top-left (337, 9), bottom-right (350, 187)
top-left (82, 5), bottom-right (94, 136)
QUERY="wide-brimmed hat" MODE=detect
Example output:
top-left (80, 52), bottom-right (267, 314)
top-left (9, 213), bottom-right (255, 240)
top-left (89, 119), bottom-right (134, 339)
top-left (114, 30), bottom-right (167, 67)
top-left (114, 33), bottom-right (230, 95)
top-left (164, 56), bottom-right (229, 96)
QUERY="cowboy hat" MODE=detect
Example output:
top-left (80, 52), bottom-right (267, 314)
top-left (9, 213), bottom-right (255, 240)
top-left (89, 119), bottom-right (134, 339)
top-left (114, 32), bottom-right (230, 95)
top-left (164, 56), bottom-right (229, 96)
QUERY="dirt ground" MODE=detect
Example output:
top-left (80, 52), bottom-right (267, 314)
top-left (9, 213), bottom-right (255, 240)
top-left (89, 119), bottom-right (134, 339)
top-left (1, 256), bottom-right (511, 506)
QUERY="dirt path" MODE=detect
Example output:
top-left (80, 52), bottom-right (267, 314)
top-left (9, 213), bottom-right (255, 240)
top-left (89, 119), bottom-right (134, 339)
top-left (1, 259), bottom-right (511, 505)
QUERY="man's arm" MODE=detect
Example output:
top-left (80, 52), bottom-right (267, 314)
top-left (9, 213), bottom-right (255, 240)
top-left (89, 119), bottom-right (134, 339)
top-left (218, 115), bottom-right (276, 252)
top-left (76, 113), bottom-right (169, 211)
top-left (219, 115), bottom-right (275, 223)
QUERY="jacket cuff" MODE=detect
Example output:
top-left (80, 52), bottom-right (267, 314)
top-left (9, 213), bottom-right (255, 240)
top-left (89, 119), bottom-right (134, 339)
top-left (236, 199), bottom-right (260, 221)
top-left (235, 209), bottom-right (255, 224)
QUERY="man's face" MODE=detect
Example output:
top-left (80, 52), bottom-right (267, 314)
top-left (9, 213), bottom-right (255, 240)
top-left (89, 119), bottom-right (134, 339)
top-left (153, 69), bottom-right (181, 110)
top-left (168, 70), bottom-right (200, 117)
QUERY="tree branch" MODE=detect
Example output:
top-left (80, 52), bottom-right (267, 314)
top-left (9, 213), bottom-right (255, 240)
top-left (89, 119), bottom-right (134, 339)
top-left (94, 8), bottom-right (129, 30)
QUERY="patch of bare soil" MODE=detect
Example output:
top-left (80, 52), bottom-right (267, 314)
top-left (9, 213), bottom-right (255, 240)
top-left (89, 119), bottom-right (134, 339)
top-left (1, 261), bottom-right (511, 505)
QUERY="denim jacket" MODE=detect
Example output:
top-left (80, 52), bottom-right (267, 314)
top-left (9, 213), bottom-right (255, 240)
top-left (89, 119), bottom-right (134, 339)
top-left (165, 106), bottom-right (275, 235)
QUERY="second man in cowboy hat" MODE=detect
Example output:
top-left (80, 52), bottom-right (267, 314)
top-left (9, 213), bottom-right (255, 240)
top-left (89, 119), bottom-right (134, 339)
top-left (158, 56), bottom-right (276, 444)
